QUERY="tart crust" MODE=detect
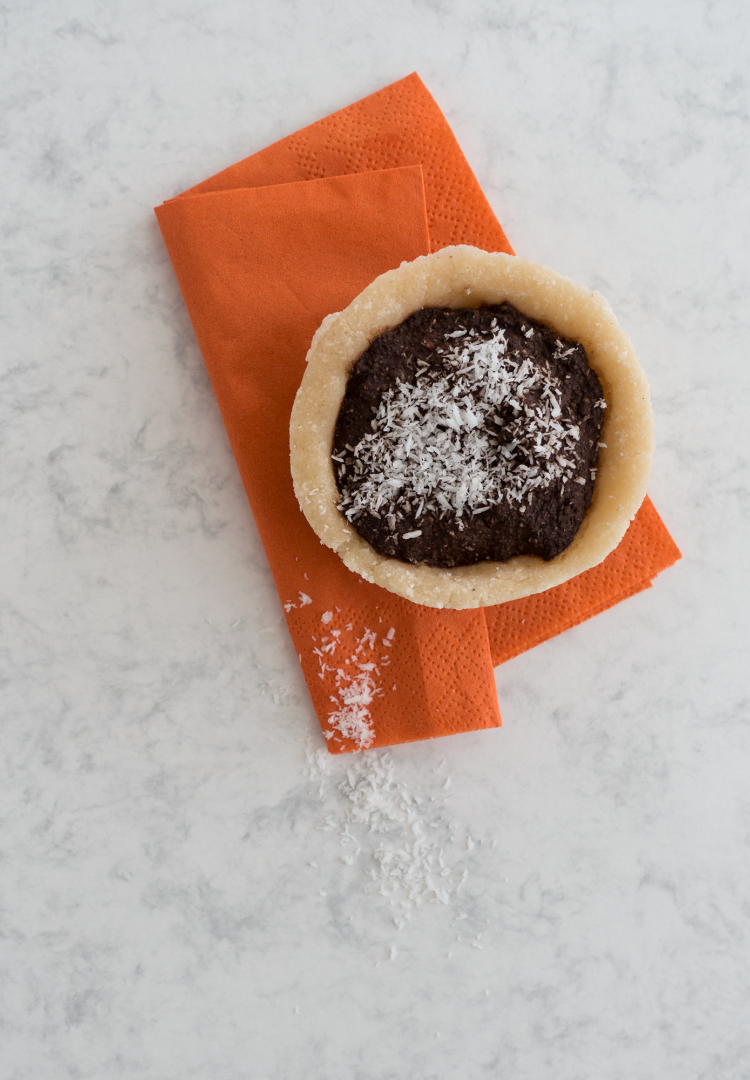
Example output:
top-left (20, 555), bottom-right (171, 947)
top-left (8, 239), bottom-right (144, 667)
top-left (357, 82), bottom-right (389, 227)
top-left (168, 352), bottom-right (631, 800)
top-left (290, 246), bottom-right (654, 609)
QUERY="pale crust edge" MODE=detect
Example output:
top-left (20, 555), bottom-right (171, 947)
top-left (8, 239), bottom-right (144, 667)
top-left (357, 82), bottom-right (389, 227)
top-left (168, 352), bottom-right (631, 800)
top-left (290, 246), bottom-right (655, 609)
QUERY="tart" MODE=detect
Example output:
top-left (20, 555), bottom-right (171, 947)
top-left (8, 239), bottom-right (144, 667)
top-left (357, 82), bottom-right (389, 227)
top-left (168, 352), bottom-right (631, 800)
top-left (289, 246), bottom-right (654, 609)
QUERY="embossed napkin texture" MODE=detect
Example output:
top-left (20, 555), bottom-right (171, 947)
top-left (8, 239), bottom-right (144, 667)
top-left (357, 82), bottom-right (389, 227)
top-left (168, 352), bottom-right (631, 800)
top-left (155, 72), bottom-right (680, 753)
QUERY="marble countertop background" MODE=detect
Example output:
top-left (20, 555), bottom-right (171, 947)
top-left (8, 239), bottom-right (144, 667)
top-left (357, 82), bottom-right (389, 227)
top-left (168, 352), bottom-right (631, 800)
top-left (2, 2), bottom-right (749, 1078)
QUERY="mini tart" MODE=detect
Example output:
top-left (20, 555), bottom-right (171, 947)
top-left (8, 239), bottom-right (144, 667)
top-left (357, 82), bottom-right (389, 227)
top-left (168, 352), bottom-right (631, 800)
top-left (289, 246), bottom-right (654, 610)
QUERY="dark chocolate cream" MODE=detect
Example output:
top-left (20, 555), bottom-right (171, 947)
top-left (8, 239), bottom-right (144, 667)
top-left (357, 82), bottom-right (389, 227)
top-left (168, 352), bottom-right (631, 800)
top-left (332, 304), bottom-right (605, 568)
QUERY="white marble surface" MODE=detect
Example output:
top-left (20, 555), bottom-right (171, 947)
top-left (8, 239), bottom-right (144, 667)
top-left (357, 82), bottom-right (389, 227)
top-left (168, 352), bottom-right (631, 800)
top-left (2, 1), bottom-right (749, 1077)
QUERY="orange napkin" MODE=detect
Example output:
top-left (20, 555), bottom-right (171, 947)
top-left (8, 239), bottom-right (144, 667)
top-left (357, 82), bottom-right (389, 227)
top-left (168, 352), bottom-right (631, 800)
top-left (180, 73), bottom-right (513, 256)
top-left (157, 166), bottom-right (501, 752)
top-left (156, 73), bottom-right (680, 753)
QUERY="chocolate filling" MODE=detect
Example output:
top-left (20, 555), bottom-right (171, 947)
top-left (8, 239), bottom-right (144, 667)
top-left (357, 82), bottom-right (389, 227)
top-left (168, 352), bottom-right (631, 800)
top-left (332, 304), bottom-right (605, 568)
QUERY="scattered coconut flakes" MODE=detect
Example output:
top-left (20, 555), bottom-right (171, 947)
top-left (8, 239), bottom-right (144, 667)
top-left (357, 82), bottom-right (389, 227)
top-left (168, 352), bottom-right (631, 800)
top-left (305, 746), bottom-right (472, 910)
top-left (311, 616), bottom-right (395, 749)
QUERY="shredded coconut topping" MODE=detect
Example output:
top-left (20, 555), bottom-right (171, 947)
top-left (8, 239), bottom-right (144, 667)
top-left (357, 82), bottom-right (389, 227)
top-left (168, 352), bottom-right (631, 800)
top-left (336, 325), bottom-right (587, 526)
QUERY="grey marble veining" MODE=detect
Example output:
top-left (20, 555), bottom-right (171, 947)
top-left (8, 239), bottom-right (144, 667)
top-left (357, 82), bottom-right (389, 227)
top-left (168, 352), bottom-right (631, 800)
top-left (2, 1), bottom-right (749, 1078)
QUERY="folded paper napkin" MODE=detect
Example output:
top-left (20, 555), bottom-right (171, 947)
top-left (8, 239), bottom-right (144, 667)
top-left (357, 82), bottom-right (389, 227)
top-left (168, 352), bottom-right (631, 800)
top-left (156, 73), bottom-right (680, 753)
